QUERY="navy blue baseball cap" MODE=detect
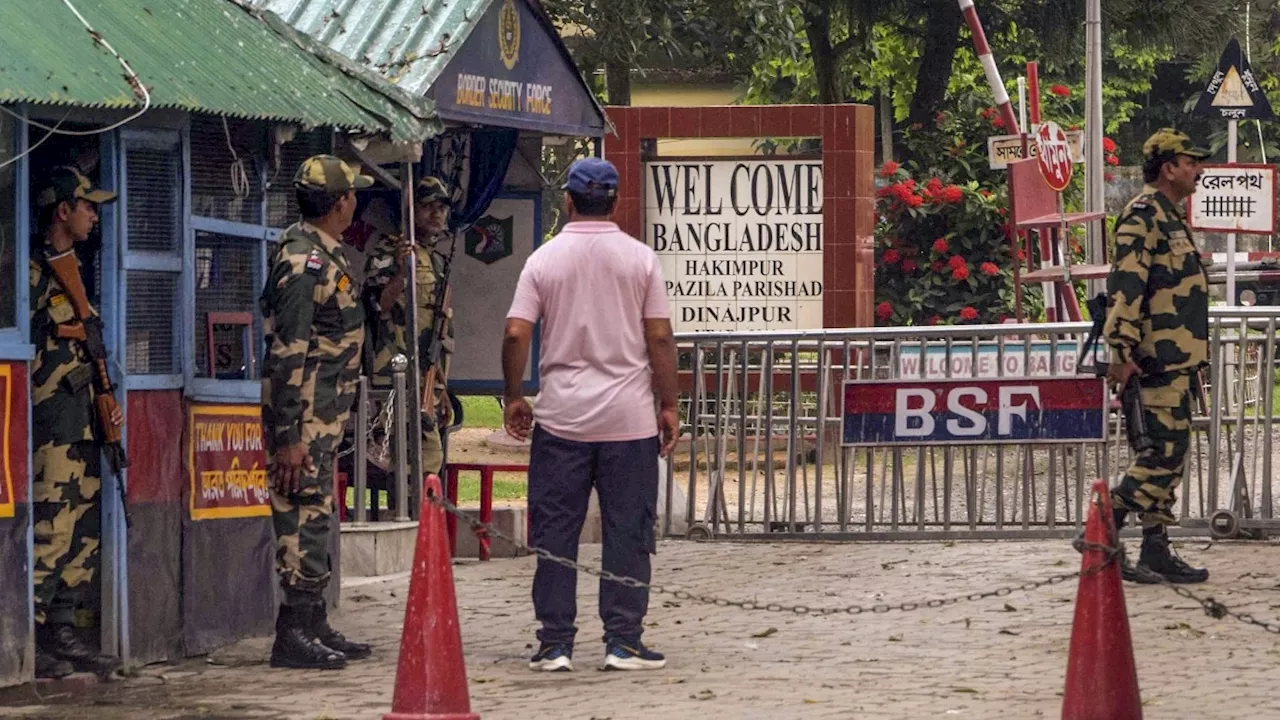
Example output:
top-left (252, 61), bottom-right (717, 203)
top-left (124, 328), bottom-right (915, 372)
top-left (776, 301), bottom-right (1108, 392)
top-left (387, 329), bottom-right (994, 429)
top-left (562, 157), bottom-right (619, 197)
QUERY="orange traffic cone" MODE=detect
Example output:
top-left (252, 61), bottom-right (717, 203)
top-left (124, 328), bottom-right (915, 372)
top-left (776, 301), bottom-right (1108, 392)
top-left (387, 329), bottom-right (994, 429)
top-left (384, 474), bottom-right (480, 720)
top-left (1061, 480), bottom-right (1141, 720)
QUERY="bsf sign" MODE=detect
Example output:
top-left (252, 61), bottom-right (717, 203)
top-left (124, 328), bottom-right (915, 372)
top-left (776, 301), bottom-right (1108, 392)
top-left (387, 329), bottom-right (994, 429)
top-left (841, 378), bottom-right (1106, 446)
top-left (1035, 121), bottom-right (1073, 192)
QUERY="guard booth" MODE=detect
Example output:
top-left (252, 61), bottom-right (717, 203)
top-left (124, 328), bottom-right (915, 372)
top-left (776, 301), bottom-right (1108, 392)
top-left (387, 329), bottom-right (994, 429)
top-left (0, 0), bottom-right (437, 684)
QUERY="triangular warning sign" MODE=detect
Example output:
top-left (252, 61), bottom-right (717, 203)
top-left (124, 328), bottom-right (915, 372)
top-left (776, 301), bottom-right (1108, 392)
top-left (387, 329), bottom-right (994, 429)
top-left (1194, 38), bottom-right (1275, 120)
top-left (1211, 66), bottom-right (1253, 107)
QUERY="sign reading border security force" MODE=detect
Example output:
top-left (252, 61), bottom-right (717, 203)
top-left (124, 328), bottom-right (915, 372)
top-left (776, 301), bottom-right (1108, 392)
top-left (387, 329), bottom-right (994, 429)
top-left (645, 158), bottom-right (824, 333)
top-left (188, 405), bottom-right (270, 521)
top-left (1187, 163), bottom-right (1277, 235)
top-left (842, 377), bottom-right (1106, 446)
top-left (431, 0), bottom-right (604, 137)
top-left (1193, 38), bottom-right (1275, 121)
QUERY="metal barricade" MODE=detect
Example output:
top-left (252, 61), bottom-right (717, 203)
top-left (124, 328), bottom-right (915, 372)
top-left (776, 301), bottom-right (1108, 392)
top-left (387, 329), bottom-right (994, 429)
top-left (672, 308), bottom-right (1280, 541)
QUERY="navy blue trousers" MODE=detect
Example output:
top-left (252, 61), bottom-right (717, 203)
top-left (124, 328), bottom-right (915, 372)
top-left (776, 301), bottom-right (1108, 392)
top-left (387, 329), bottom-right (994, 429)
top-left (528, 425), bottom-right (658, 647)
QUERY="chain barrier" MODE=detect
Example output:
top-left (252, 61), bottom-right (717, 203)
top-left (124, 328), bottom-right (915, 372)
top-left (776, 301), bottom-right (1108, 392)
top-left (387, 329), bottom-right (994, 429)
top-left (427, 492), bottom-right (1280, 632)
top-left (336, 389), bottom-right (397, 461)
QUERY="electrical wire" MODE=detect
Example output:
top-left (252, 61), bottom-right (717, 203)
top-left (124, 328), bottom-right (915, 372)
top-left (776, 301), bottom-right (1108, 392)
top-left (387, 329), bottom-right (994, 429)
top-left (222, 116), bottom-right (251, 199)
top-left (0, 113), bottom-right (69, 171)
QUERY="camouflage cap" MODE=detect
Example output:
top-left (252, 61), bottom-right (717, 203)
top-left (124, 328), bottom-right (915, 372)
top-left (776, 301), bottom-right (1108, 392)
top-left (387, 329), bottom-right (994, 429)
top-left (36, 165), bottom-right (117, 209)
top-left (1143, 128), bottom-right (1211, 162)
top-left (293, 154), bottom-right (374, 193)
top-left (416, 176), bottom-right (451, 206)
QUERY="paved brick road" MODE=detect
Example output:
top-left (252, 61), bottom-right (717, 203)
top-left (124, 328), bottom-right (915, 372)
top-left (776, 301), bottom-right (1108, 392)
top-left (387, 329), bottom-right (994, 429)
top-left (4, 538), bottom-right (1279, 720)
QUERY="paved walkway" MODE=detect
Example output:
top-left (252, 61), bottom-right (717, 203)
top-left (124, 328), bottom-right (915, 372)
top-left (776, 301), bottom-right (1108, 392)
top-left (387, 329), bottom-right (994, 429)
top-left (4, 538), bottom-right (1280, 719)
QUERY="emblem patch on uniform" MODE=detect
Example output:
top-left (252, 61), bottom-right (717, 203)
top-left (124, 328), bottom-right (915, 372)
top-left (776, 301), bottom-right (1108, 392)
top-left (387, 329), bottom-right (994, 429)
top-left (49, 294), bottom-right (68, 307)
top-left (1169, 235), bottom-right (1195, 255)
top-left (305, 249), bottom-right (324, 274)
top-left (337, 275), bottom-right (351, 293)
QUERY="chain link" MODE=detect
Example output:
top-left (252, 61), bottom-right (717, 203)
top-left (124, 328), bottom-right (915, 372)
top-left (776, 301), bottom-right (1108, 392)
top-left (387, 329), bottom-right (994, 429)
top-left (427, 492), bottom-right (1280, 634)
top-left (337, 389), bottom-right (397, 460)
top-left (428, 492), bottom-right (1124, 616)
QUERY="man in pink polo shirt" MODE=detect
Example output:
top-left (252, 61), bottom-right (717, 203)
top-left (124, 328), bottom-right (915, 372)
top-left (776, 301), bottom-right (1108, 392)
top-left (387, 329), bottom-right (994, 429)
top-left (502, 157), bottom-right (679, 673)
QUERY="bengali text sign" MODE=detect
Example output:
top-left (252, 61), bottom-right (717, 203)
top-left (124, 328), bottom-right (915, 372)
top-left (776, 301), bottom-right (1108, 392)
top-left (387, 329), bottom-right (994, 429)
top-left (188, 405), bottom-right (270, 521)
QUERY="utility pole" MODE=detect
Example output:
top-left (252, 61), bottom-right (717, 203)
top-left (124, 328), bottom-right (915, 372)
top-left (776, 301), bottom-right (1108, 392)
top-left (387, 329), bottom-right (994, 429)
top-left (1084, 0), bottom-right (1105, 297)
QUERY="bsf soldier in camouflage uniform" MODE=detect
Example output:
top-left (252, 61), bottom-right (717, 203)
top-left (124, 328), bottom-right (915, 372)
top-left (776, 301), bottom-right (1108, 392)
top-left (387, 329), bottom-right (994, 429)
top-left (1102, 129), bottom-right (1211, 584)
top-left (363, 176), bottom-right (455, 478)
top-left (29, 167), bottom-right (123, 678)
top-left (261, 155), bottom-right (374, 669)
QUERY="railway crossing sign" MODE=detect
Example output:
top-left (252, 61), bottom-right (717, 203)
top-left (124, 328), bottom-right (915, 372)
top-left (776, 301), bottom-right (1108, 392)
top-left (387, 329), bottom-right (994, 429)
top-left (1188, 163), bottom-right (1277, 235)
top-left (1034, 121), bottom-right (1073, 192)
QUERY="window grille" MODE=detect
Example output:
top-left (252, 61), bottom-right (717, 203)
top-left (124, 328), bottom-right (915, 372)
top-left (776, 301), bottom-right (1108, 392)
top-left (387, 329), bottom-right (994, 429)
top-left (190, 114), bottom-right (264, 225)
top-left (194, 231), bottom-right (262, 378)
top-left (125, 140), bottom-right (182, 252)
top-left (125, 270), bottom-right (179, 375)
top-left (266, 128), bottom-right (332, 229)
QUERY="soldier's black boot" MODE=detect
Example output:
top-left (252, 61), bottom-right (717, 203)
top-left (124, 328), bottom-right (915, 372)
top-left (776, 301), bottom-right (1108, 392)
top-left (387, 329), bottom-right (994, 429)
top-left (1137, 526), bottom-right (1209, 583)
top-left (270, 604), bottom-right (347, 670)
top-left (38, 623), bottom-right (121, 675)
top-left (34, 648), bottom-right (74, 679)
top-left (311, 602), bottom-right (371, 660)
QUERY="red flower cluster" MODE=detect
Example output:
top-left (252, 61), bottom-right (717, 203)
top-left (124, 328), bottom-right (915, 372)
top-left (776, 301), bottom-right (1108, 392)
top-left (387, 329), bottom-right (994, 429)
top-left (929, 315), bottom-right (942, 326)
top-left (980, 107), bottom-right (997, 121)
top-left (992, 116), bottom-right (1007, 130)
top-left (948, 255), bottom-right (967, 271)
top-left (879, 182), bottom-right (924, 207)
top-left (906, 194), bottom-right (924, 207)
top-left (939, 185), bottom-right (964, 204)
top-left (953, 265), bottom-right (970, 281)
top-left (1050, 84), bottom-right (1071, 97)
top-left (980, 262), bottom-right (1001, 277)
top-left (901, 259), bottom-right (919, 273)
top-left (960, 306), bottom-right (979, 321)
top-left (879, 161), bottom-right (900, 178)
top-left (1106, 154), bottom-right (1120, 167)
top-left (1104, 172), bottom-right (1115, 183)
top-left (932, 238), bottom-right (950, 254)
top-left (876, 301), bottom-right (894, 321)
top-left (1102, 137), bottom-right (1117, 153)
top-left (883, 249), bottom-right (901, 264)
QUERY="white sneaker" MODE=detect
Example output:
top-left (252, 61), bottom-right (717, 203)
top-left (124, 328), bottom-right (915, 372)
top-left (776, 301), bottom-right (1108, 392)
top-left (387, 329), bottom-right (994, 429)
top-left (528, 644), bottom-right (573, 672)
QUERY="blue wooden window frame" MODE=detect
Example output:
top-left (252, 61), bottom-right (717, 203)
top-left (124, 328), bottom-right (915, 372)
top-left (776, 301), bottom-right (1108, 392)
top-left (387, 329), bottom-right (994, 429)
top-left (0, 106), bottom-right (34, 361)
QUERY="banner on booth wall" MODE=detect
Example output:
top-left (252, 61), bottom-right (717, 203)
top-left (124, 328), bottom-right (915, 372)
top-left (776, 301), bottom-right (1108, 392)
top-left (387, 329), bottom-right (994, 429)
top-left (188, 405), bottom-right (270, 521)
top-left (0, 366), bottom-right (12, 519)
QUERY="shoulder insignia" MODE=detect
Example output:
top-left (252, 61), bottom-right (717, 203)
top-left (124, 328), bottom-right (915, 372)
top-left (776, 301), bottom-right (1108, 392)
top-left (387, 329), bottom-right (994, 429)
top-left (337, 275), bottom-right (351, 293)
top-left (305, 249), bottom-right (324, 275)
top-left (49, 293), bottom-right (68, 307)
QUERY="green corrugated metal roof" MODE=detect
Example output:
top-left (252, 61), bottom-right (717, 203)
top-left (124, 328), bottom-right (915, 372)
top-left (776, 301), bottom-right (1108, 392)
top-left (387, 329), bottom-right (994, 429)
top-left (0, 0), bottom-right (441, 142)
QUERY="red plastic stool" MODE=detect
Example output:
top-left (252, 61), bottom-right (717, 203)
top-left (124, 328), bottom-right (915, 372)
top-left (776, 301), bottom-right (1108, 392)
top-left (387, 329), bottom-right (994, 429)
top-left (444, 463), bottom-right (529, 561)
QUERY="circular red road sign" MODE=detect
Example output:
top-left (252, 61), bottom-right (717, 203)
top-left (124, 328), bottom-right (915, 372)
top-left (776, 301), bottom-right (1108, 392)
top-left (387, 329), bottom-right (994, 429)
top-left (1035, 121), bottom-right (1073, 192)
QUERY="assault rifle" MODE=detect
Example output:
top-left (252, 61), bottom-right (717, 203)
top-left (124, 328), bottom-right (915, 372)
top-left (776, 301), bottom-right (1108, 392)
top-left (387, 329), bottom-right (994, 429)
top-left (420, 232), bottom-right (457, 429)
top-left (43, 248), bottom-right (132, 527)
top-left (1079, 292), bottom-right (1154, 454)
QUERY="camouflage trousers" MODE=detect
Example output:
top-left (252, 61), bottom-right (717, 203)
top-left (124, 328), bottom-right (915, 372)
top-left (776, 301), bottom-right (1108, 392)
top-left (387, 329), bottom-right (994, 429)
top-left (1112, 373), bottom-right (1193, 528)
top-left (270, 431), bottom-right (337, 607)
top-left (33, 440), bottom-right (102, 626)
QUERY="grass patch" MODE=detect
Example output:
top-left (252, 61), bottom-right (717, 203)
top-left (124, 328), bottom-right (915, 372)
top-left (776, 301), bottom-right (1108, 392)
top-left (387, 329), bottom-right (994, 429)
top-left (343, 472), bottom-right (527, 510)
top-left (460, 395), bottom-right (504, 429)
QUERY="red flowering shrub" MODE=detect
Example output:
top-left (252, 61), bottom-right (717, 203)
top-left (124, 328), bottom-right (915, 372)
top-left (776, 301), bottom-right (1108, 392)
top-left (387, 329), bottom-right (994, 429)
top-left (939, 185), bottom-right (964, 204)
top-left (879, 161), bottom-right (900, 177)
top-left (980, 262), bottom-right (1001, 276)
top-left (932, 238), bottom-right (950, 254)
top-left (876, 301), bottom-right (894, 321)
top-left (952, 265), bottom-right (971, 281)
top-left (883, 249), bottom-right (901, 264)
top-left (948, 255), bottom-right (967, 271)
top-left (960, 307), bottom-right (980, 321)
top-left (1050, 84), bottom-right (1071, 97)
top-left (1102, 137), bottom-right (1117, 153)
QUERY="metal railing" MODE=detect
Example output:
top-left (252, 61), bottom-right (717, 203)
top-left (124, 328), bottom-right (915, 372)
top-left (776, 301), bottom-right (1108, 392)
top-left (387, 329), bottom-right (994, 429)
top-left (670, 308), bottom-right (1280, 541)
top-left (346, 355), bottom-right (413, 525)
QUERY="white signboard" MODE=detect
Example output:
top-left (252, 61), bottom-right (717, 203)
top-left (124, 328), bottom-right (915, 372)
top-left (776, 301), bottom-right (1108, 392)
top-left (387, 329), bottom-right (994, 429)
top-left (987, 130), bottom-right (1085, 171)
top-left (644, 159), bottom-right (824, 332)
top-left (1188, 164), bottom-right (1277, 235)
top-left (896, 342), bottom-right (1081, 379)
